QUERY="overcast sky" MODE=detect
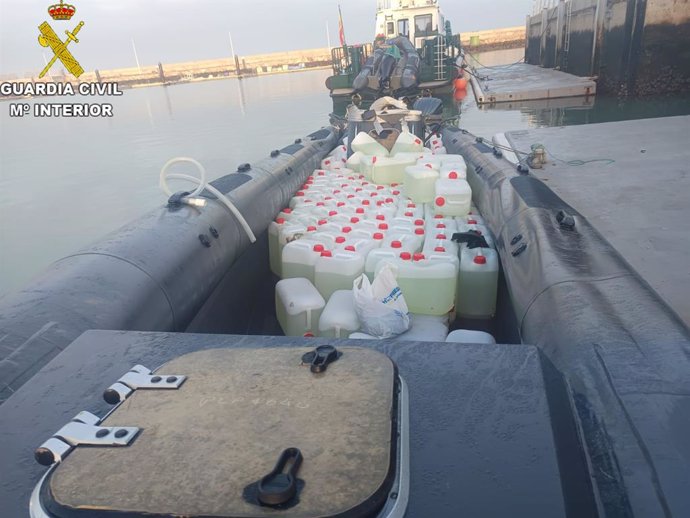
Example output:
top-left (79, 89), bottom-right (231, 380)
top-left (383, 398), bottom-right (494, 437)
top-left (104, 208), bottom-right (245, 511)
top-left (0, 0), bottom-right (532, 76)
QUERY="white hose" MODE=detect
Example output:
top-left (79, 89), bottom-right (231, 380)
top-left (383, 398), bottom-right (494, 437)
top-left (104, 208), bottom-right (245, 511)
top-left (160, 157), bottom-right (256, 243)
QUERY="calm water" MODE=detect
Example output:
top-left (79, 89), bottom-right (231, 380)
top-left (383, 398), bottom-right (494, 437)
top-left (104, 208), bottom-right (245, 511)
top-left (1, 49), bottom-right (689, 296)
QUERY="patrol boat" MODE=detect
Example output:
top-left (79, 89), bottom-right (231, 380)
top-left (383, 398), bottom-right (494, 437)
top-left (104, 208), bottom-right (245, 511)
top-left (1, 94), bottom-right (690, 517)
top-left (326, 0), bottom-right (460, 102)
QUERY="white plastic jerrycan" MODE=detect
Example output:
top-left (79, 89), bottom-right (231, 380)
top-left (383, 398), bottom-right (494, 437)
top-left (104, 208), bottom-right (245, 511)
top-left (282, 240), bottom-right (328, 284)
top-left (446, 329), bottom-right (496, 344)
top-left (390, 130), bottom-right (424, 155)
top-left (378, 253), bottom-right (457, 316)
top-left (275, 277), bottom-right (325, 337)
top-left (318, 290), bottom-right (361, 338)
top-left (434, 178), bottom-right (472, 217)
top-left (351, 132), bottom-right (390, 156)
top-left (314, 251), bottom-right (365, 300)
top-left (404, 167), bottom-right (439, 203)
top-left (457, 247), bottom-right (499, 319)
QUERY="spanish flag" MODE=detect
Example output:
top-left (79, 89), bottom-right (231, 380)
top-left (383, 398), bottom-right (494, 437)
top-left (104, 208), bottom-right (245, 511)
top-left (338, 5), bottom-right (347, 47)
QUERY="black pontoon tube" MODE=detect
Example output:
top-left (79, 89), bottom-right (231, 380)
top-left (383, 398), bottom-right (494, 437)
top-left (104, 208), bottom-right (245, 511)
top-left (0, 127), bottom-right (342, 402)
top-left (442, 126), bottom-right (690, 518)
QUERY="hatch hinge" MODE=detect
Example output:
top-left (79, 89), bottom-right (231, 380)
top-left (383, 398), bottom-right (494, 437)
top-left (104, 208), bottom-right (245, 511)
top-left (34, 411), bottom-right (140, 466)
top-left (103, 364), bottom-right (187, 404)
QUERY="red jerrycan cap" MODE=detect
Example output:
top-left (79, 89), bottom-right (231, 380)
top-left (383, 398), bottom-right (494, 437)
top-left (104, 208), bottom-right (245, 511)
top-left (344, 245), bottom-right (356, 252)
top-left (296, 191), bottom-right (305, 197)
top-left (391, 240), bottom-right (403, 249)
top-left (376, 214), bottom-right (386, 221)
top-left (337, 202), bottom-right (346, 207)
top-left (282, 208), bottom-right (293, 214)
top-left (373, 233), bottom-right (384, 240)
top-left (275, 217), bottom-right (286, 224)
top-left (313, 244), bottom-right (325, 252)
top-left (404, 212), bottom-right (414, 217)
top-left (362, 199), bottom-right (371, 206)
top-left (316, 202), bottom-right (326, 207)
top-left (436, 223), bottom-right (446, 229)
top-left (350, 217), bottom-right (360, 224)
top-left (335, 236), bottom-right (346, 244)
top-left (378, 223), bottom-right (389, 230)
top-left (329, 210), bottom-right (338, 217)
top-left (435, 197), bottom-right (446, 207)
top-left (434, 214), bottom-right (444, 219)
top-left (474, 255), bottom-right (487, 265)
top-left (413, 253), bottom-right (425, 261)
top-left (435, 246), bottom-right (446, 252)
top-left (392, 190), bottom-right (401, 195)
top-left (321, 250), bottom-right (333, 258)
top-left (356, 207), bottom-right (365, 214)
top-left (467, 219), bottom-right (478, 225)
top-left (415, 228), bottom-right (425, 235)
top-left (342, 226), bottom-right (352, 233)
top-left (318, 219), bottom-right (328, 226)
top-left (448, 171), bottom-right (459, 179)
top-left (303, 332), bottom-right (315, 338)
top-left (400, 252), bottom-right (412, 260)
top-left (307, 226), bottom-right (317, 232)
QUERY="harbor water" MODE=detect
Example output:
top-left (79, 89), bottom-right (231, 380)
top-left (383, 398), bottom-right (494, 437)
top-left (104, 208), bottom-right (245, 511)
top-left (1, 48), bottom-right (690, 296)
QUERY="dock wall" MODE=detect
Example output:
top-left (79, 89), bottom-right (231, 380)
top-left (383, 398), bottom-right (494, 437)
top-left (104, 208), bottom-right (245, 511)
top-left (460, 26), bottom-right (526, 51)
top-left (3, 48), bottom-right (333, 89)
top-left (525, 0), bottom-right (690, 96)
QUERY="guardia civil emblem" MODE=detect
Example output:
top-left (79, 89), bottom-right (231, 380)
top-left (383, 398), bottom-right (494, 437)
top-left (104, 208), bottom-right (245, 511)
top-left (37, 1), bottom-right (85, 78)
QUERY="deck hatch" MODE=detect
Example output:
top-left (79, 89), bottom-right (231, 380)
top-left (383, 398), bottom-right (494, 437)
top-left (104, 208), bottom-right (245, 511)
top-left (42, 347), bottom-right (399, 518)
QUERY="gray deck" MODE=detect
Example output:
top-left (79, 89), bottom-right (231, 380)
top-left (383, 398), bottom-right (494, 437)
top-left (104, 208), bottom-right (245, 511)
top-left (502, 115), bottom-right (690, 328)
top-left (470, 63), bottom-right (596, 105)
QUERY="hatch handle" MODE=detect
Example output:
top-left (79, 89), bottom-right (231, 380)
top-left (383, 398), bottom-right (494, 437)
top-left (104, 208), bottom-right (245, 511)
top-left (301, 345), bottom-right (340, 374)
top-left (257, 448), bottom-right (303, 506)
top-left (451, 231), bottom-right (490, 249)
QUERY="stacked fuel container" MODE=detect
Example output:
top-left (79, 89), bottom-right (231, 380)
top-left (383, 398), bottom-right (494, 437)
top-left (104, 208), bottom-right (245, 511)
top-left (273, 129), bottom-right (499, 343)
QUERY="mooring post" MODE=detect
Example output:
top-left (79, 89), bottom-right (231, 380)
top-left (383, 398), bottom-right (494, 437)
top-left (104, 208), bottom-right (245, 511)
top-left (158, 62), bottom-right (165, 82)
top-left (540, 6), bottom-right (548, 66)
top-left (591, 0), bottom-right (607, 77)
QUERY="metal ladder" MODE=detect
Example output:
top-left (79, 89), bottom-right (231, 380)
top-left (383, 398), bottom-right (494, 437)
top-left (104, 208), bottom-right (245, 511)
top-left (435, 35), bottom-right (446, 81)
top-left (564, 0), bottom-right (573, 53)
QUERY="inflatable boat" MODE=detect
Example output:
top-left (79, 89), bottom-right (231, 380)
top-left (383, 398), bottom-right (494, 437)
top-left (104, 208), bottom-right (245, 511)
top-left (1, 100), bottom-right (689, 518)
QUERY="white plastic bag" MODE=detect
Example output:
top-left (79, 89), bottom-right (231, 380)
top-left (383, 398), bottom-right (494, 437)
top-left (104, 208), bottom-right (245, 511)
top-left (352, 265), bottom-right (410, 338)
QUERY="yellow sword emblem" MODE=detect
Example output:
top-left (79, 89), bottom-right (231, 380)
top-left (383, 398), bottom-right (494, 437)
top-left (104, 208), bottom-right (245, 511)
top-left (38, 21), bottom-right (84, 78)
